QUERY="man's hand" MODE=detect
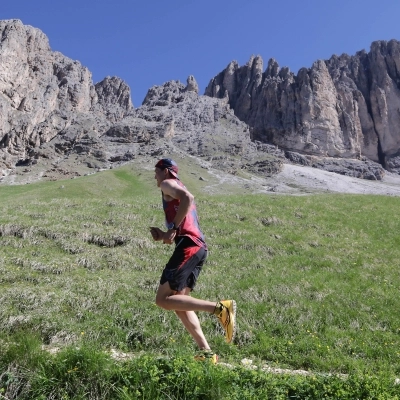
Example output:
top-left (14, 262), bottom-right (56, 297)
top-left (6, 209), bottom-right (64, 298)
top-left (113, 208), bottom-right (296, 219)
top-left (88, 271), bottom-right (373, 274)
top-left (163, 229), bottom-right (177, 245)
top-left (150, 227), bottom-right (176, 245)
top-left (150, 227), bottom-right (164, 241)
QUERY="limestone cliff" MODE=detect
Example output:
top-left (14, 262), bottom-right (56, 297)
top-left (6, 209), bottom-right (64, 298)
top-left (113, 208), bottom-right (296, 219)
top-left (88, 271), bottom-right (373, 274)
top-left (0, 20), bottom-right (281, 182)
top-left (205, 41), bottom-right (400, 174)
top-left (103, 76), bottom-right (283, 177)
top-left (0, 19), bottom-right (393, 184)
top-left (0, 19), bottom-right (132, 172)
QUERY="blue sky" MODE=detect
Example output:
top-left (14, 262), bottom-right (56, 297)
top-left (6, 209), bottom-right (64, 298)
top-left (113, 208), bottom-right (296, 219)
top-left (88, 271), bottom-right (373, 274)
top-left (3, 0), bottom-right (400, 107)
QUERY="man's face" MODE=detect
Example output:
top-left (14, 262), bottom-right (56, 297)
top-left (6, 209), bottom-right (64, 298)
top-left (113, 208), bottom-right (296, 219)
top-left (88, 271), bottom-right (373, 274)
top-left (154, 167), bottom-right (166, 187)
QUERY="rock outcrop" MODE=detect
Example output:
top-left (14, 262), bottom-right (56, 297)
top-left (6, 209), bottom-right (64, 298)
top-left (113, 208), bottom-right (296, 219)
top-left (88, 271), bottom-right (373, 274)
top-left (0, 19), bottom-right (282, 182)
top-left (105, 79), bottom-right (283, 176)
top-left (0, 19), bottom-right (132, 173)
top-left (205, 41), bottom-right (400, 175)
top-left (0, 19), bottom-right (398, 185)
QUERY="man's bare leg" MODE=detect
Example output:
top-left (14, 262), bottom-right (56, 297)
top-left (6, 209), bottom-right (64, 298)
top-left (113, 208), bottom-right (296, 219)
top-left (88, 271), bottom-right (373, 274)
top-left (156, 281), bottom-right (236, 345)
top-left (156, 283), bottom-right (213, 349)
top-left (156, 281), bottom-right (216, 312)
top-left (175, 309), bottom-right (210, 349)
top-left (174, 288), bottom-right (210, 349)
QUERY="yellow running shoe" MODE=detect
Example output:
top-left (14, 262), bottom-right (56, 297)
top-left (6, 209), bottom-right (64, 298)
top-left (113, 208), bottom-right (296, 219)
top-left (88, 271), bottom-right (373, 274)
top-left (215, 300), bottom-right (236, 343)
top-left (194, 350), bottom-right (218, 364)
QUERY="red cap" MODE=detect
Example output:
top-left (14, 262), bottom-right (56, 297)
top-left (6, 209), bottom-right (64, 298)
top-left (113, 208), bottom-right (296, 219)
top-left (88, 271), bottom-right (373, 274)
top-left (155, 158), bottom-right (179, 179)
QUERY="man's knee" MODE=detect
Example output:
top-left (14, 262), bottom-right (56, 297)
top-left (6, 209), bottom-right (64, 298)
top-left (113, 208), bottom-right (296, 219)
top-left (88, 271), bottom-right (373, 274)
top-left (175, 309), bottom-right (186, 318)
top-left (156, 292), bottom-right (178, 310)
top-left (156, 282), bottom-right (175, 309)
top-left (155, 295), bottom-right (168, 309)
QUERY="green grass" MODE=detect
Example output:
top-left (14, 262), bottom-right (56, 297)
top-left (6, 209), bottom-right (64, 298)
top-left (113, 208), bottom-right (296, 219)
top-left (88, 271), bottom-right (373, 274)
top-left (1, 165), bottom-right (400, 398)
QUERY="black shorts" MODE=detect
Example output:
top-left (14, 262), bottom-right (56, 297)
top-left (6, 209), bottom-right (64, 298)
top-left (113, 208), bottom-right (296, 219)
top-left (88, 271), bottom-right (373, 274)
top-left (160, 236), bottom-right (207, 292)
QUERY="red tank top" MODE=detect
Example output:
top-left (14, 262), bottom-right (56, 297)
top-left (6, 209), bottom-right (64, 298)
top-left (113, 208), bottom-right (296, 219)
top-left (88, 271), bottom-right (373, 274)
top-left (162, 180), bottom-right (207, 248)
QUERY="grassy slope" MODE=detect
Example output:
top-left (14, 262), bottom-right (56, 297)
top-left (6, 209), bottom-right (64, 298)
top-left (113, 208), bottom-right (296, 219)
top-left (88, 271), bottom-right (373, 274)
top-left (1, 165), bottom-right (400, 394)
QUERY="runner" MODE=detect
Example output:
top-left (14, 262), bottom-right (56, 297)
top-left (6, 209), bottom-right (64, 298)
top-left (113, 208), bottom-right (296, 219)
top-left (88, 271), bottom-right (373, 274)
top-left (150, 158), bottom-right (236, 363)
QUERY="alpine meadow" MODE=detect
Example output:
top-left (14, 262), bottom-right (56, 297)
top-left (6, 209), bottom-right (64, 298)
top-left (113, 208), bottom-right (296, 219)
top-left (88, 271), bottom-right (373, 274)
top-left (1, 164), bottom-right (400, 399)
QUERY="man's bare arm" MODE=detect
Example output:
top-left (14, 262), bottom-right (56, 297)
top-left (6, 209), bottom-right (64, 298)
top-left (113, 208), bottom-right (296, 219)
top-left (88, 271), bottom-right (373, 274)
top-left (160, 179), bottom-right (194, 228)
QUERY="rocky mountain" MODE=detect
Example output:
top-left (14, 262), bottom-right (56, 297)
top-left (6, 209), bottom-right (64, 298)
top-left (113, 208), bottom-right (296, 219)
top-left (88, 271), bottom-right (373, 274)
top-left (0, 19), bottom-right (395, 185)
top-left (0, 20), bottom-right (131, 173)
top-left (0, 19), bottom-right (282, 183)
top-left (205, 41), bottom-right (400, 175)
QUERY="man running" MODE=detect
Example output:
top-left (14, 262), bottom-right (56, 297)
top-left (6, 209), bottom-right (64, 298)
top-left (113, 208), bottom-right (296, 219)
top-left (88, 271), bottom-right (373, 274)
top-left (150, 158), bottom-right (236, 362)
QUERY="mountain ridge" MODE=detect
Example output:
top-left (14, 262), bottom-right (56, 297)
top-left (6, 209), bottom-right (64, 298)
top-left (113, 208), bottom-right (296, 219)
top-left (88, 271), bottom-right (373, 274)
top-left (205, 41), bottom-right (400, 174)
top-left (0, 19), bottom-right (398, 191)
